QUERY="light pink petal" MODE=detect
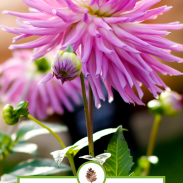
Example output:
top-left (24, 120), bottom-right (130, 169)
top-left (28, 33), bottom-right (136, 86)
top-left (38, 73), bottom-right (54, 84)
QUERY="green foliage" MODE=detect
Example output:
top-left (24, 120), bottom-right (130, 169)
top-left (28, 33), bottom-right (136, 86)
top-left (12, 120), bottom-right (68, 142)
top-left (79, 153), bottom-right (111, 165)
top-left (1, 159), bottom-right (71, 182)
top-left (133, 156), bottom-right (159, 176)
top-left (0, 132), bottom-right (12, 155)
top-left (104, 126), bottom-right (134, 176)
top-left (0, 120), bottom-right (67, 157)
top-left (51, 127), bottom-right (118, 168)
top-left (0, 120), bottom-right (70, 180)
top-left (12, 143), bottom-right (38, 156)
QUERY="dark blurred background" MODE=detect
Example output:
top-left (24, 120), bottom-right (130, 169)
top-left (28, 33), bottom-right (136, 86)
top-left (0, 0), bottom-right (183, 182)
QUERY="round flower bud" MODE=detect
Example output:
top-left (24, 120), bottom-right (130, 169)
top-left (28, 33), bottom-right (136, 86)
top-left (39, 45), bottom-right (82, 84)
top-left (51, 50), bottom-right (82, 84)
top-left (159, 91), bottom-right (182, 117)
top-left (2, 104), bottom-right (19, 125)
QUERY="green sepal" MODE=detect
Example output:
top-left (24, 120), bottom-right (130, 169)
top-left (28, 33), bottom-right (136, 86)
top-left (14, 101), bottom-right (29, 118)
top-left (66, 45), bottom-right (74, 53)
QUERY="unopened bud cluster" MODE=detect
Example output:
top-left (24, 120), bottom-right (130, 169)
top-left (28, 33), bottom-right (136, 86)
top-left (2, 101), bottom-right (29, 125)
top-left (148, 91), bottom-right (182, 116)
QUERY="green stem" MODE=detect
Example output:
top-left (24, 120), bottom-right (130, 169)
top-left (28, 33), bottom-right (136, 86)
top-left (88, 83), bottom-right (94, 156)
top-left (144, 114), bottom-right (162, 175)
top-left (27, 114), bottom-right (77, 175)
top-left (80, 73), bottom-right (94, 157)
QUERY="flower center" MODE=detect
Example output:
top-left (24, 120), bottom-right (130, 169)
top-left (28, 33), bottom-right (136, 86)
top-left (85, 6), bottom-right (111, 17)
top-left (59, 70), bottom-right (68, 77)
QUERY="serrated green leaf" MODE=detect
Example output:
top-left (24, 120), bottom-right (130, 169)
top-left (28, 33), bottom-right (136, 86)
top-left (1, 158), bottom-right (71, 182)
top-left (0, 132), bottom-right (12, 154)
top-left (51, 128), bottom-right (118, 167)
top-left (79, 153), bottom-right (111, 165)
top-left (104, 126), bottom-right (134, 176)
top-left (12, 120), bottom-right (68, 142)
top-left (12, 143), bottom-right (38, 156)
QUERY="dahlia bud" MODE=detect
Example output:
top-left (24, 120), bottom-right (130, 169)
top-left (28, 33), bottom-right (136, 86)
top-left (39, 45), bottom-right (82, 84)
top-left (14, 101), bottom-right (29, 117)
top-left (148, 91), bottom-right (182, 117)
top-left (2, 101), bottom-right (29, 125)
top-left (2, 104), bottom-right (19, 125)
top-left (159, 91), bottom-right (182, 117)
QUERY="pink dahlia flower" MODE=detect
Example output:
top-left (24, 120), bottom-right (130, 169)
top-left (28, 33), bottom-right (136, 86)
top-left (0, 50), bottom-right (82, 120)
top-left (2, 0), bottom-right (183, 108)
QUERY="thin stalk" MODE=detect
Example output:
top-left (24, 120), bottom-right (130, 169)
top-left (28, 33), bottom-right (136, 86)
top-left (27, 114), bottom-right (77, 175)
top-left (88, 83), bottom-right (94, 156)
top-left (80, 73), bottom-right (94, 157)
top-left (144, 114), bottom-right (162, 175)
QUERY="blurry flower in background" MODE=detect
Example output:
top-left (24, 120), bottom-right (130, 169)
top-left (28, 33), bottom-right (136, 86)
top-left (0, 50), bottom-right (82, 120)
top-left (159, 91), bottom-right (182, 116)
top-left (148, 91), bottom-right (182, 117)
top-left (2, 0), bottom-right (183, 108)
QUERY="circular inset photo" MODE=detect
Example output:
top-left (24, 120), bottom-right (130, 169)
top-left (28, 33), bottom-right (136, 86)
top-left (77, 161), bottom-right (106, 183)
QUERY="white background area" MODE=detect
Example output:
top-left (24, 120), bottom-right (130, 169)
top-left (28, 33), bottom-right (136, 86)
top-left (106, 178), bottom-right (163, 183)
top-left (20, 178), bottom-right (164, 183)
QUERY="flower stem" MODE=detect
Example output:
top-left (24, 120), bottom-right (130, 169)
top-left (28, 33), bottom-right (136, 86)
top-left (27, 114), bottom-right (77, 175)
top-left (88, 83), bottom-right (94, 156)
top-left (144, 114), bottom-right (162, 175)
top-left (80, 73), bottom-right (94, 157)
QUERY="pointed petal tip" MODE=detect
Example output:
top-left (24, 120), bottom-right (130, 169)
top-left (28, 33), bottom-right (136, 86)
top-left (2, 10), bottom-right (8, 14)
top-left (9, 45), bottom-right (14, 50)
top-left (155, 95), bottom-right (159, 99)
top-left (1, 25), bottom-right (6, 31)
top-left (38, 73), bottom-right (53, 84)
top-left (97, 104), bottom-right (101, 109)
top-left (109, 96), bottom-right (114, 103)
top-left (166, 87), bottom-right (171, 91)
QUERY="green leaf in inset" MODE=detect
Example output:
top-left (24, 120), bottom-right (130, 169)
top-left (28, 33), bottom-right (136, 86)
top-left (51, 128), bottom-right (118, 167)
top-left (12, 120), bottom-right (68, 142)
top-left (12, 143), bottom-right (38, 156)
top-left (104, 126), bottom-right (134, 176)
top-left (79, 153), bottom-right (111, 165)
top-left (1, 158), bottom-right (71, 182)
top-left (0, 132), bottom-right (12, 154)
